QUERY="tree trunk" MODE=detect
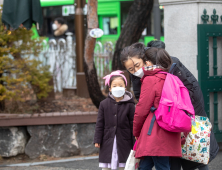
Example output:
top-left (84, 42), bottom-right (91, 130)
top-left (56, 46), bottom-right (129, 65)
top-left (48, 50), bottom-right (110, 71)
top-left (112, 0), bottom-right (154, 70)
top-left (83, 0), bottom-right (105, 108)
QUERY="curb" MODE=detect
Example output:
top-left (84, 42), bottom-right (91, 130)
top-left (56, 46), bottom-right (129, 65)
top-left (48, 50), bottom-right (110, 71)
top-left (0, 156), bottom-right (99, 167)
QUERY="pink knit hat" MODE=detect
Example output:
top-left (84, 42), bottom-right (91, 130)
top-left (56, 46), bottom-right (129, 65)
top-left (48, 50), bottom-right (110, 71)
top-left (103, 70), bottom-right (127, 86)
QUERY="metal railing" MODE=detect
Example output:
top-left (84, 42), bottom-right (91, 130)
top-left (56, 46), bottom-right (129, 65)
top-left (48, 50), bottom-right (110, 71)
top-left (39, 35), bottom-right (114, 92)
top-left (94, 41), bottom-right (114, 90)
top-left (40, 33), bottom-right (77, 92)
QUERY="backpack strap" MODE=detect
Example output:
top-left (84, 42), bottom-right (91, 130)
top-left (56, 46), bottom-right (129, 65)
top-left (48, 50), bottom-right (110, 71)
top-left (147, 106), bottom-right (157, 136)
top-left (150, 106), bottom-right (157, 113)
top-left (147, 114), bottom-right (156, 136)
top-left (158, 63), bottom-right (177, 74)
top-left (169, 63), bottom-right (177, 74)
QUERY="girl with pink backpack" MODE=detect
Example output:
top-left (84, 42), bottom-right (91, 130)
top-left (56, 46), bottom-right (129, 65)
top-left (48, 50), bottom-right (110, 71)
top-left (121, 44), bottom-right (182, 170)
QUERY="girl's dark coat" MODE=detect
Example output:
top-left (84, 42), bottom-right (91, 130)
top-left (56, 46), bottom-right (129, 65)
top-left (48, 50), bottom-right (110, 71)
top-left (130, 56), bottom-right (219, 169)
top-left (94, 92), bottom-right (135, 163)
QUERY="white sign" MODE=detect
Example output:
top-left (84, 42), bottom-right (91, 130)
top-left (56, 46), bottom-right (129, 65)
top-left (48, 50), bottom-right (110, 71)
top-left (142, 28), bottom-right (147, 36)
top-left (83, 4), bottom-right (87, 15)
top-left (89, 28), bottom-right (104, 38)
top-left (62, 5), bottom-right (75, 16)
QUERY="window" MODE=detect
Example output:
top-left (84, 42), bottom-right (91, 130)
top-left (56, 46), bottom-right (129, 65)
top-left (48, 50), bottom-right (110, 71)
top-left (102, 17), bottom-right (118, 35)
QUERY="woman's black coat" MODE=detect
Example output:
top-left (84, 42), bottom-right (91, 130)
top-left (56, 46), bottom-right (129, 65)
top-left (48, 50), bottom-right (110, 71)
top-left (130, 56), bottom-right (219, 169)
top-left (94, 92), bottom-right (135, 163)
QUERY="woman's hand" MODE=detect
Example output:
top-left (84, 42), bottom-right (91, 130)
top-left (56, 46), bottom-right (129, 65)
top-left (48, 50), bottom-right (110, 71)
top-left (95, 143), bottom-right (100, 148)
top-left (135, 137), bottom-right (138, 140)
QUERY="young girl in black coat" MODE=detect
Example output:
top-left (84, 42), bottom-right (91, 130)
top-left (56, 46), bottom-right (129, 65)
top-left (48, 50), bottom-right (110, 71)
top-left (94, 70), bottom-right (135, 170)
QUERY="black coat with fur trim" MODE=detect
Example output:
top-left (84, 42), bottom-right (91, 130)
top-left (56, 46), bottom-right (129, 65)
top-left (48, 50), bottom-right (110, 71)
top-left (94, 91), bottom-right (135, 163)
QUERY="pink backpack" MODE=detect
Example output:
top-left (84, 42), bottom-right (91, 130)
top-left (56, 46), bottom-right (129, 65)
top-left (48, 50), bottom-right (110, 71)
top-left (153, 71), bottom-right (195, 133)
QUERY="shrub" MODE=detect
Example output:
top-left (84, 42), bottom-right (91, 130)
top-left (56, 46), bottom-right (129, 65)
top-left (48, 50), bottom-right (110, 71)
top-left (0, 9), bottom-right (52, 111)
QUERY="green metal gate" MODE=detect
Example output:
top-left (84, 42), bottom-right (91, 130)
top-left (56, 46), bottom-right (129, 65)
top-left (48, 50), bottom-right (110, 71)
top-left (197, 9), bottom-right (222, 142)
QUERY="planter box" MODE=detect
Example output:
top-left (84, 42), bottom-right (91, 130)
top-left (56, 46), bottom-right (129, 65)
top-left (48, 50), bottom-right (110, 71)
top-left (0, 112), bottom-right (98, 127)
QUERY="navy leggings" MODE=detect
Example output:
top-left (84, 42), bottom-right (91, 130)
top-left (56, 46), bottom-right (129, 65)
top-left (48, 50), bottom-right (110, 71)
top-left (139, 156), bottom-right (170, 170)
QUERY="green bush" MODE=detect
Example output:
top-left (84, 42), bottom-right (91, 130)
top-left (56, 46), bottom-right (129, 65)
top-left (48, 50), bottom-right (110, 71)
top-left (0, 11), bottom-right (52, 106)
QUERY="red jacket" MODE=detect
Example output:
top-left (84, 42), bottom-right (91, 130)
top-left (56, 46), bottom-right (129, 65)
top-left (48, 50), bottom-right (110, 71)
top-left (133, 68), bottom-right (182, 158)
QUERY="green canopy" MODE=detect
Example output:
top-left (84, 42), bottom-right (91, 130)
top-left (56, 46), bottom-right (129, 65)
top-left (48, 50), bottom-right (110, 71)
top-left (2, 0), bottom-right (43, 29)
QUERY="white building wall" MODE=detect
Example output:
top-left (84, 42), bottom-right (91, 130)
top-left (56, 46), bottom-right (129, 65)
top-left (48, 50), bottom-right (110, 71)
top-left (159, 0), bottom-right (222, 79)
top-left (159, 0), bottom-right (222, 130)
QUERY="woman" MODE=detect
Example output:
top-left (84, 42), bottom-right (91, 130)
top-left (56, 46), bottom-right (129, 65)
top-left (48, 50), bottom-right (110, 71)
top-left (121, 43), bottom-right (182, 170)
top-left (120, 42), bottom-right (217, 170)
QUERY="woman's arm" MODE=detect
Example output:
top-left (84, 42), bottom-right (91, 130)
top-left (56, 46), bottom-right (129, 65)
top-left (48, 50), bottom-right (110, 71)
top-left (133, 77), bottom-right (156, 138)
top-left (128, 103), bottom-right (136, 144)
top-left (94, 103), bottom-right (104, 144)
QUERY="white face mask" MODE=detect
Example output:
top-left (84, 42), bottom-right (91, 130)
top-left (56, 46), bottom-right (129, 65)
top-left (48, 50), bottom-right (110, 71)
top-left (52, 23), bottom-right (58, 30)
top-left (133, 68), bottom-right (144, 78)
top-left (111, 87), bottom-right (125, 98)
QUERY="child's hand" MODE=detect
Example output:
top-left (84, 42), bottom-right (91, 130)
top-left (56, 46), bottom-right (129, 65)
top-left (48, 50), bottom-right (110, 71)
top-left (95, 143), bottom-right (100, 148)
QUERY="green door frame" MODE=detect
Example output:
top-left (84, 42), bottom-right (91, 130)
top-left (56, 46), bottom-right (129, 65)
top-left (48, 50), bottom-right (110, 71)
top-left (197, 23), bottom-right (222, 142)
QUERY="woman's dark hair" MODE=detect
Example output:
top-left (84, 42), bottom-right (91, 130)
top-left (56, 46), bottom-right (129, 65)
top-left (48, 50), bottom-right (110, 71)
top-left (120, 42), bottom-right (172, 72)
top-left (147, 40), bottom-right (166, 49)
top-left (109, 75), bottom-right (126, 87)
top-left (55, 18), bottom-right (65, 25)
top-left (120, 43), bottom-right (146, 66)
top-left (144, 47), bottom-right (172, 72)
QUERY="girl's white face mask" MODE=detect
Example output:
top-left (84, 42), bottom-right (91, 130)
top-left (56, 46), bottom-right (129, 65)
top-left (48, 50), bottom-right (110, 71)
top-left (133, 68), bottom-right (144, 78)
top-left (111, 87), bottom-right (125, 98)
top-left (52, 23), bottom-right (58, 30)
